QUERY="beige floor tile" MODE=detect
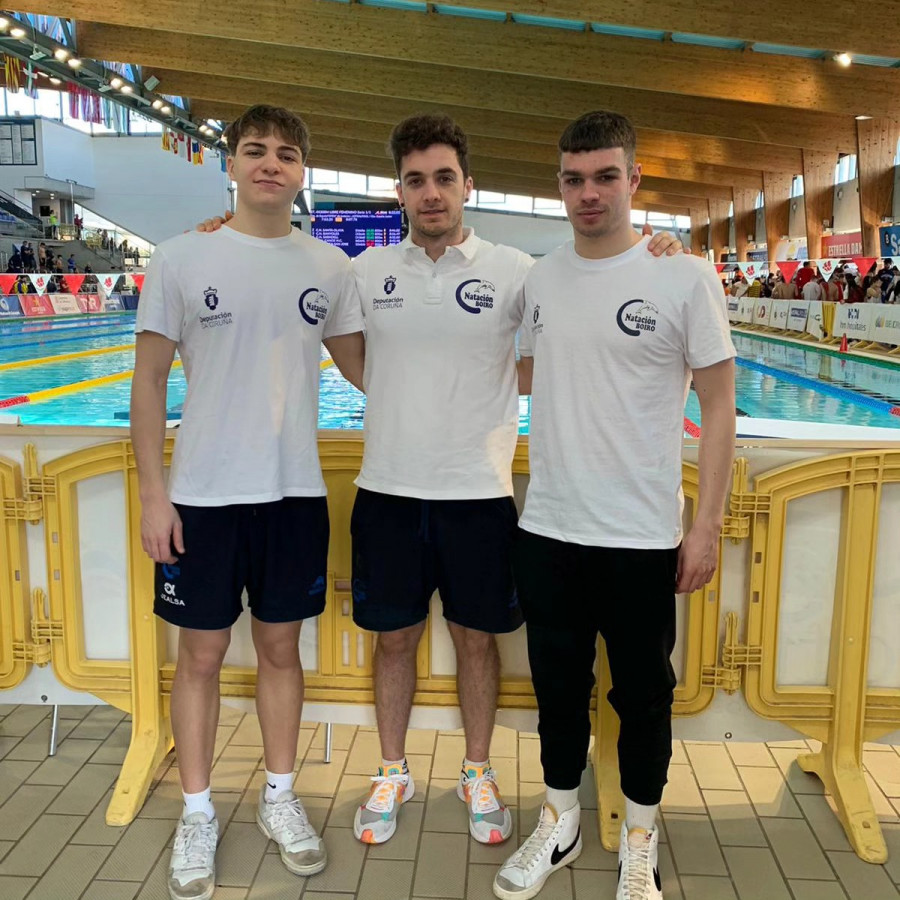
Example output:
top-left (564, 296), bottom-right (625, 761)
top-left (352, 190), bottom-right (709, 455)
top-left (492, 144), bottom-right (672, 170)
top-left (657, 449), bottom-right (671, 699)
top-left (787, 881), bottom-right (849, 900)
top-left (828, 849), bottom-right (899, 900)
top-left (795, 793), bottom-right (854, 852)
top-left (0, 704), bottom-right (19, 716)
top-left (81, 881), bottom-right (142, 900)
top-left (217, 821), bottom-right (269, 888)
top-left (27, 738), bottom-right (102, 786)
top-left (433, 735), bottom-right (469, 781)
top-left (294, 727), bottom-right (315, 763)
top-left (517, 737), bottom-right (544, 783)
top-left (573, 869), bottom-right (619, 897)
top-left (345, 729), bottom-right (384, 775)
top-left (578, 765), bottom-right (598, 811)
top-left (423, 779), bottom-right (468, 834)
top-left (138, 764), bottom-right (183, 820)
top-left (866, 743), bottom-right (896, 752)
top-left (725, 742), bottom-right (776, 768)
top-left (865, 772), bottom-right (900, 822)
top-left (295, 749), bottom-right (348, 798)
top-left (212, 725), bottom-right (237, 761)
top-left (0, 840), bottom-right (12, 860)
top-left (0, 875), bottom-right (37, 900)
top-left (246, 853), bottom-right (310, 899)
top-left (4, 718), bottom-right (77, 761)
top-left (760, 817), bottom-right (833, 880)
top-left (309, 723), bottom-right (358, 753)
top-left (864, 750), bottom-right (900, 798)
top-left (97, 817), bottom-right (175, 882)
top-left (90, 723), bottom-right (132, 766)
top-left (661, 764), bottom-right (706, 814)
top-left (0, 784), bottom-right (61, 840)
top-left (57, 705), bottom-right (93, 720)
top-left (489, 725), bottom-right (517, 760)
top-left (0, 759), bottom-right (41, 806)
top-left (0, 813), bottom-right (82, 876)
top-left (219, 705), bottom-right (244, 726)
top-left (71, 789), bottom-right (126, 846)
top-left (68, 707), bottom-right (126, 742)
top-left (368, 799), bottom-right (425, 861)
top-left (306, 895), bottom-right (362, 900)
top-left (663, 813), bottom-right (728, 876)
top-left (356, 858), bottom-right (414, 900)
top-left (47, 764), bottom-right (120, 816)
top-left (766, 740), bottom-right (809, 749)
top-left (737, 766), bottom-right (802, 818)
top-left (487, 757), bottom-right (517, 803)
top-left (0, 706), bottom-right (50, 737)
top-left (721, 846), bottom-right (792, 900)
top-left (671, 740), bottom-right (688, 765)
top-left (701, 790), bottom-right (768, 847)
top-left (569, 809), bottom-right (618, 871)
top-left (0, 735), bottom-right (21, 759)
top-left (677, 875), bottom-right (738, 899)
top-left (884, 822), bottom-right (900, 885)
top-left (229, 715), bottom-right (264, 747)
top-left (767, 747), bottom-right (825, 796)
top-left (414, 831), bottom-right (469, 897)
top-left (309, 827), bottom-right (366, 893)
top-left (26, 843), bottom-right (111, 900)
top-left (208, 891), bottom-right (248, 900)
top-left (210, 746), bottom-right (262, 793)
top-left (684, 744), bottom-right (743, 791)
top-left (657, 841), bottom-right (684, 900)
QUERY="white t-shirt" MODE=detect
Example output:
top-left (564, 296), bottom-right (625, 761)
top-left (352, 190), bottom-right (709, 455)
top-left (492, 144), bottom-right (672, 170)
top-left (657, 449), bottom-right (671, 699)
top-left (518, 236), bottom-right (736, 548)
top-left (136, 226), bottom-right (361, 506)
top-left (351, 229), bottom-right (533, 499)
top-left (802, 280), bottom-right (823, 302)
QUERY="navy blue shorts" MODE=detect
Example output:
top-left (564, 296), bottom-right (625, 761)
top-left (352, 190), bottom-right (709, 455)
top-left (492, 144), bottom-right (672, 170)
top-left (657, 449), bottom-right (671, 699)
top-left (350, 488), bottom-right (523, 634)
top-left (154, 497), bottom-right (329, 630)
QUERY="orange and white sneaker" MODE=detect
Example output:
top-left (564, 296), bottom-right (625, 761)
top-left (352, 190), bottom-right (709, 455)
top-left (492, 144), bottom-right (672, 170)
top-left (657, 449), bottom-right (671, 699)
top-left (458, 763), bottom-right (513, 844)
top-left (353, 763), bottom-right (415, 844)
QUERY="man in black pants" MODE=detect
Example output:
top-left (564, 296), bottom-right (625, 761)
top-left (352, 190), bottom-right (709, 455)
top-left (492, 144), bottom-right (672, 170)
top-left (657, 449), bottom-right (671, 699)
top-left (494, 111), bottom-right (736, 900)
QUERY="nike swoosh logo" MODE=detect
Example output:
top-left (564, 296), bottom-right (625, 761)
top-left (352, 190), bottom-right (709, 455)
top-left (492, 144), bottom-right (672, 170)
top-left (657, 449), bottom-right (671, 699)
top-left (267, 782), bottom-right (277, 790)
top-left (654, 867), bottom-right (662, 891)
top-left (550, 827), bottom-right (580, 866)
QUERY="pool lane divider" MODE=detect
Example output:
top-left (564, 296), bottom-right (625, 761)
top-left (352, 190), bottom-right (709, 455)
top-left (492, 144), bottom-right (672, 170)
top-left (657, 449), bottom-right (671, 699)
top-left (0, 343), bottom-right (135, 372)
top-left (0, 357), bottom-right (335, 410)
top-left (736, 357), bottom-right (900, 418)
top-left (0, 328), bottom-right (136, 353)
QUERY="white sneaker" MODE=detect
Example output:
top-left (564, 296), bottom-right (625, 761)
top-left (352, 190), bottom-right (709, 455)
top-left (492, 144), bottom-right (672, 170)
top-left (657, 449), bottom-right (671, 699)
top-left (493, 803), bottom-right (582, 900)
top-left (616, 822), bottom-right (663, 900)
top-left (168, 812), bottom-right (218, 900)
top-left (353, 763), bottom-right (415, 844)
top-left (458, 764), bottom-right (513, 844)
top-left (257, 787), bottom-right (327, 875)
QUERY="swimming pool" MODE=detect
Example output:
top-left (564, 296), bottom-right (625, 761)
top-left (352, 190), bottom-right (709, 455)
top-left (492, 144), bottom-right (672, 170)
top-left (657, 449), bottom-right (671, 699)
top-left (2, 313), bottom-right (900, 432)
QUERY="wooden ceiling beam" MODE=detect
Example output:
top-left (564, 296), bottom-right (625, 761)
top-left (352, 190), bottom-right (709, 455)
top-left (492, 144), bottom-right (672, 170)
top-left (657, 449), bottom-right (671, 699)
top-left (78, 23), bottom-right (855, 152)
top-left (21, 0), bottom-right (898, 116)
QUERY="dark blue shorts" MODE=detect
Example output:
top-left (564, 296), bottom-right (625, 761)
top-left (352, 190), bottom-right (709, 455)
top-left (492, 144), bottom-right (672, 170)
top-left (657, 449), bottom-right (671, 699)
top-left (154, 497), bottom-right (329, 630)
top-left (350, 488), bottom-right (523, 634)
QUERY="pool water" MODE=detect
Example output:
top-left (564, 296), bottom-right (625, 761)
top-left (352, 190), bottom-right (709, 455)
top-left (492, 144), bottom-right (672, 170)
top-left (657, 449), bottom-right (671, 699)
top-left (1, 313), bottom-right (900, 432)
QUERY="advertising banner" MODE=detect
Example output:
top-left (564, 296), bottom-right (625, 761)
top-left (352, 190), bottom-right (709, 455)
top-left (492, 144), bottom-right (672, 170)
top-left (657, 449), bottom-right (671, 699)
top-left (726, 297), bottom-right (740, 323)
top-left (822, 232), bottom-right (862, 257)
top-left (834, 303), bottom-right (874, 342)
top-left (769, 299), bottom-right (790, 331)
top-left (76, 294), bottom-right (103, 313)
top-left (738, 295), bottom-right (755, 324)
top-left (879, 224), bottom-right (900, 258)
top-left (49, 293), bottom-right (81, 315)
top-left (20, 294), bottom-right (55, 317)
top-left (104, 294), bottom-right (125, 311)
top-left (752, 298), bottom-right (771, 327)
top-left (805, 301), bottom-right (825, 339)
top-left (0, 295), bottom-right (23, 318)
top-left (786, 300), bottom-right (810, 332)
top-left (871, 310), bottom-right (900, 347)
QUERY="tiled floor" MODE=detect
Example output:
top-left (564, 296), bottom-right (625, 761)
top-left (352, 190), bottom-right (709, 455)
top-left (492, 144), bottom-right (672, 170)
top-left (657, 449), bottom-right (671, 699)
top-left (1, 703), bottom-right (899, 899)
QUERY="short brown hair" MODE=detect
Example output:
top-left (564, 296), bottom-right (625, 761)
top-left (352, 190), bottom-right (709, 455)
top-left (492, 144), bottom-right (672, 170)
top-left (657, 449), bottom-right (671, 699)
top-left (558, 110), bottom-right (636, 170)
top-left (389, 114), bottom-right (469, 179)
top-left (222, 105), bottom-right (310, 160)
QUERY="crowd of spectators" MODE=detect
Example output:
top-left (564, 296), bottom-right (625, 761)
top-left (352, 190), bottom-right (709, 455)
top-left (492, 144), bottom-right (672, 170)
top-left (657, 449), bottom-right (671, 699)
top-left (726, 258), bottom-right (900, 303)
top-left (4, 240), bottom-right (97, 276)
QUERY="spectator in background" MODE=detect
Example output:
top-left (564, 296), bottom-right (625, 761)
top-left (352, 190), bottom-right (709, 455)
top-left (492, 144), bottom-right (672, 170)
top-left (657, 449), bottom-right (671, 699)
top-left (864, 274), bottom-right (881, 302)
top-left (48, 212), bottom-right (58, 239)
top-left (763, 273), bottom-right (776, 297)
top-left (802, 274), bottom-right (823, 303)
top-left (7, 248), bottom-right (23, 273)
top-left (83, 262), bottom-right (93, 274)
top-left (53, 255), bottom-right (64, 274)
top-left (747, 276), bottom-right (763, 299)
top-left (73, 213), bottom-right (83, 240)
top-left (824, 272), bottom-right (843, 303)
top-left (38, 242), bottom-right (47, 271)
top-left (795, 260), bottom-right (815, 296)
top-left (845, 274), bottom-right (865, 304)
top-left (732, 275), bottom-right (749, 298)
top-left (68, 253), bottom-right (77, 273)
top-left (21, 241), bottom-right (35, 272)
top-left (46, 274), bottom-right (59, 294)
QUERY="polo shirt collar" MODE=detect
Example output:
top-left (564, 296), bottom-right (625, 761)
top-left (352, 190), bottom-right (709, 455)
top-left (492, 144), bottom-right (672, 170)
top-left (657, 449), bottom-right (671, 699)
top-left (400, 227), bottom-right (480, 260)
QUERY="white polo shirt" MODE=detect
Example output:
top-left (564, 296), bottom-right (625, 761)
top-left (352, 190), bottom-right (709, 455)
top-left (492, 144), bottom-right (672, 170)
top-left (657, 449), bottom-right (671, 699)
top-left (136, 226), bottom-right (361, 506)
top-left (519, 236), bottom-right (735, 548)
top-left (351, 228), bottom-right (533, 499)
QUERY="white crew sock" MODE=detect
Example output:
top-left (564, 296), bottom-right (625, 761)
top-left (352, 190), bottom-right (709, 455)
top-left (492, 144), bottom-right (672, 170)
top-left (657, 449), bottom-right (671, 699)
top-left (545, 785), bottom-right (579, 814)
top-left (182, 786), bottom-right (215, 821)
top-left (264, 770), bottom-right (294, 802)
top-left (625, 797), bottom-right (659, 831)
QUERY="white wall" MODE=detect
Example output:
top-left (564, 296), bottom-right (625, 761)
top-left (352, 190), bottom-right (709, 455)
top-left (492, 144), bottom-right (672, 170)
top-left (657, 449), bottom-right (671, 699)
top-left (832, 177), bottom-right (861, 233)
top-left (463, 209), bottom-right (572, 255)
top-left (90, 135), bottom-right (229, 244)
top-left (40, 119), bottom-right (94, 187)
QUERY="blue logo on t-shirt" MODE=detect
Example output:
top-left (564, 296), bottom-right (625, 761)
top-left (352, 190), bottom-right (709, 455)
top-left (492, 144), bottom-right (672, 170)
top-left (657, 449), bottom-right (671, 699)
top-left (456, 279), bottom-right (495, 314)
top-left (299, 288), bottom-right (330, 326)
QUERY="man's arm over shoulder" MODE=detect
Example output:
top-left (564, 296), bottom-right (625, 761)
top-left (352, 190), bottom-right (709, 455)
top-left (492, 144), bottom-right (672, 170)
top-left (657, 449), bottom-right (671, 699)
top-left (322, 255), bottom-right (366, 392)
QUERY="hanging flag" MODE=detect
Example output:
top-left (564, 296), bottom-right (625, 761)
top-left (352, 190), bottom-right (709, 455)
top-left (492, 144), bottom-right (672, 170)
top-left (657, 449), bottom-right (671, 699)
top-left (851, 256), bottom-right (878, 277)
top-left (63, 273), bottom-right (86, 294)
top-left (776, 260), bottom-right (801, 283)
top-left (3, 54), bottom-right (23, 92)
top-left (714, 263), bottom-right (728, 273)
top-left (27, 273), bottom-right (49, 295)
top-left (131, 273), bottom-right (145, 292)
top-left (161, 128), bottom-right (171, 152)
top-left (737, 261), bottom-right (761, 281)
top-left (816, 259), bottom-right (838, 282)
top-left (0, 274), bottom-right (18, 294)
top-left (24, 60), bottom-right (37, 98)
top-left (96, 273), bottom-right (121, 296)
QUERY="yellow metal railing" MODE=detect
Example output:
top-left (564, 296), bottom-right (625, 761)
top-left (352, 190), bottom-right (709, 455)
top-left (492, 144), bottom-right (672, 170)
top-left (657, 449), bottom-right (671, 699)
top-left (1, 437), bottom-right (898, 864)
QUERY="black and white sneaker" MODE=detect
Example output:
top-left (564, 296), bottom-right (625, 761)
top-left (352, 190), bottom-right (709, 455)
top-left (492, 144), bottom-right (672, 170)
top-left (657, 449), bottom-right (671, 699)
top-left (493, 803), bottom-right (582, 900)
top-left (616, 822), bottom-right (663, 900)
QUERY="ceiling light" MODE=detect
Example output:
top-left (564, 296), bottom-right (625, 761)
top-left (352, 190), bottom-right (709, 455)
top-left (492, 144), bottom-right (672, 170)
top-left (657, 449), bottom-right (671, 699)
top-left (53, 47), bottom-right (69, 61)
top-left (10, 26), bottom-right (26, 38)
top-left (0, 17), bottom-right (9, 30)
top-left (161, 104), bottom-right (171, 114)
top-left (49, 76), bottom-right (61, 85)
top-left (856, 114), bottom-right (873, 120)
top-left (67, 57), bottom-right (81, 68)
top-left (834, 52), bottom-right (852, 67)
top-left (151, 98), bottom-right (163, 109)
top-left (120, 84), bottom-right (132, 93)
top-left (110, 76), bottom-right (123, 88)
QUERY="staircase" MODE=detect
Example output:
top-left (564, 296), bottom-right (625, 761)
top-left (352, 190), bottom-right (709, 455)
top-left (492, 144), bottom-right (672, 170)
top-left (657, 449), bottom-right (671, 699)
top-left (0, 189), bottom-right (44, 236)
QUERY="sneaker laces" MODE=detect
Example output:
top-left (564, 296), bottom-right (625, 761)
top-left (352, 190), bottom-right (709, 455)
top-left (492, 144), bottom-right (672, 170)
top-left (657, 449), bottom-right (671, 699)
top-left (466, 770), bottom-right (501, 814)
top-left (173, 820), bottom-right (216, 872)
top-left (267, 796), bottom-right (315, 843)
top-left (508, 817), bottom-right (557, 871)
top-left (365, 773), bottom-right (408, 813)
top-left (624, 839), bottom-right (655, 899)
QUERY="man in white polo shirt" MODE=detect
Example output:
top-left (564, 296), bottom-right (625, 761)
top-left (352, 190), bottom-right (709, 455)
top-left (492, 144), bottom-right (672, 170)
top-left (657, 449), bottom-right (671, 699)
top-left (132, 105), bottom-right (364, 900)
top-left (494, 111), bottom-right (735, 900)
top-left (348, 114), bottom-right (681, 848)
